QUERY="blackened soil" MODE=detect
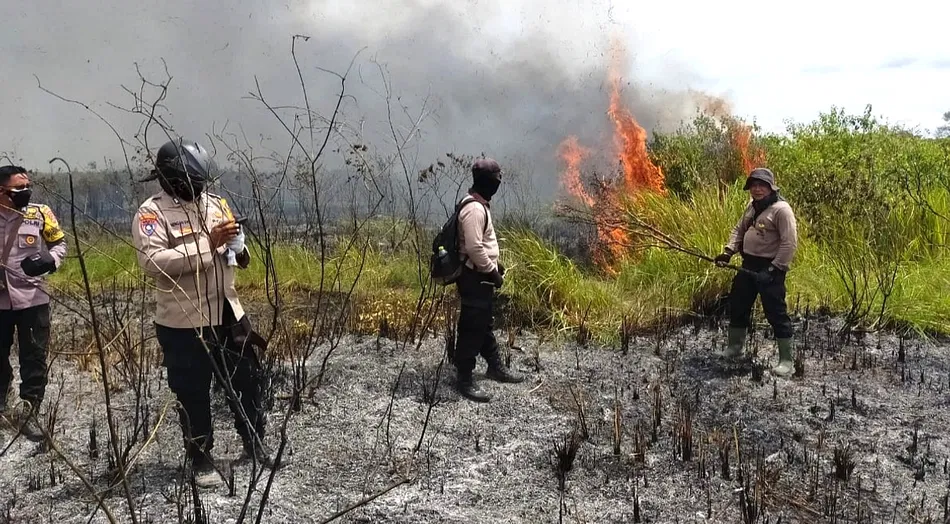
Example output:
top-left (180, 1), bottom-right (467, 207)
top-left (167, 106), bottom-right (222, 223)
top-left (0, 309), bottom-right (948, 523)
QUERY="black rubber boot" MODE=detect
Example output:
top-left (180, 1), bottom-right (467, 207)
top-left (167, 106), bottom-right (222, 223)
top-left (191, 454), bottom-right (223, 489)
top-left (241, 435), bottom-right (276, 469)
top-left (456, 372), bottom-right (491, 403)
top-left (19, 399), bottom-right (45, 443)
top-left (486, 357), bottom-right (525, 384)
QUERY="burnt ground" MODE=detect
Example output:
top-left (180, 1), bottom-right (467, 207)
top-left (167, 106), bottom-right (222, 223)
top-left (1, 305), bottom-right (950, 523)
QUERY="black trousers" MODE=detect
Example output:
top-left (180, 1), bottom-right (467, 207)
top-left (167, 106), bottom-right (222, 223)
top-left (0, 303), bottom-right (50, 410)
top-left (155, 304), bottom-right (265, 462)
top-left (454, 266), bottom-right (502, 376)
top-left (728, 255), bottom-right (794, 339)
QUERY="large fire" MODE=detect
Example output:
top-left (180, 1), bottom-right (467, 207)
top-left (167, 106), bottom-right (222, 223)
top-left (606, 73), bottom-right (665, 195)
top-left (558, 49), bottom-right (764, 272)
top-left (557, 46), bottom-right (666, 272)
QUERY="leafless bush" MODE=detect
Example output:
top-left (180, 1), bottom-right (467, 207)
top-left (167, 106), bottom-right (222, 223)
top-left (551, 428), bottom-right (582, 492)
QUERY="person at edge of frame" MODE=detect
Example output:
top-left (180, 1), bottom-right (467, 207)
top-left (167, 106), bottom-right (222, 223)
top-left (452, 157), bottom-right (525, 403)
top-left (131, 138), bottom-right (274, 489)
top-left (0, 165), bottom-right (67, 442)
top-left (714, 167), bottom-right (799, 377)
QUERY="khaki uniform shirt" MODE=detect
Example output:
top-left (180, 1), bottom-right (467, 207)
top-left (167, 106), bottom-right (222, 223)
top-left (0, 204), bottom-right (67, 310)
top-left (724, 200), bottom-right (798, 271)
top-left (457, 194), bottom-right (499, 273)
top-left (132, 191), bottom-right (246, 329)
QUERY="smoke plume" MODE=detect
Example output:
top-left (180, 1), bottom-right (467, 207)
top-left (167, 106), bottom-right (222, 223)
top-left (1, 0), bottom-right (717, 202)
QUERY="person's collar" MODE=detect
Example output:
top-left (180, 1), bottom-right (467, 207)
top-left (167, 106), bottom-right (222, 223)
top-left (0, 204), bottom-right (20, 219)
top-left (468, 191), bottom-right (490, 207)
top-left (165, 191), bottom-right (204, 207)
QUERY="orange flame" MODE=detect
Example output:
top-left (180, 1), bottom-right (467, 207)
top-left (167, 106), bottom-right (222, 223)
top-left (607, 72), bottom-right (665, 195)
top-left (558, 136), bottom-right (594, 207)
top-left (731, 123), bottom-right (767, 175)
top-left (557, 136), bottom-right (624, 271)
top-left (556, 45), bottom-right (769, 273)
top-left (555, 42), bottom-right (667, 272)
top-left (696, 92), bottom-right (767, 176)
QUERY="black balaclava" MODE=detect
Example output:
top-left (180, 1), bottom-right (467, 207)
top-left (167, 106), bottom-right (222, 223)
top-left (471, 158), bottom-right (502, 201)
top-left (157, 171), bottom-right (204, 202)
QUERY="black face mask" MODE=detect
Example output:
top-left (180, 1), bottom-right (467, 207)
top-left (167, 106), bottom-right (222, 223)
top-left (160, 176), bottom-right (204, 202)
top-left (7, 188), bottom-right (31, 209)
top-left (472, 177), bottom-right (501, 201)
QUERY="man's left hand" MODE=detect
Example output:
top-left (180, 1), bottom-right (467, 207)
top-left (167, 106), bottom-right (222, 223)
top-left (20, 252), bottom-right (56, 276)
top-left (226, 227), bottom-right (246, 254)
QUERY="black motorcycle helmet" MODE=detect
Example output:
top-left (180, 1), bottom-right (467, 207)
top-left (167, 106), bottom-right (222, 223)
top-left (141, 138), bottom-right (214, 201)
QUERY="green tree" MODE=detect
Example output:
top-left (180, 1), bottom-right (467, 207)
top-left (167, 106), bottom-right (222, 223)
top-left (936, 110), bottom-right (950, 138)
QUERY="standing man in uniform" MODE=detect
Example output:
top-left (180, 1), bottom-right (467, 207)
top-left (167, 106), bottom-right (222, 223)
top-left (453, 158), bottom-right (524, 403)
top-left (714, 168), bottom-right (798, 376)
top-left (132, 139), bottom-right (272, 489)
top-left (0, 165), bottom-right (67, 441)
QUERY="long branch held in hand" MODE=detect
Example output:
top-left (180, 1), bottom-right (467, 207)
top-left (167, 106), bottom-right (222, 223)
top-left (555, 198), bottom-right (755, 276)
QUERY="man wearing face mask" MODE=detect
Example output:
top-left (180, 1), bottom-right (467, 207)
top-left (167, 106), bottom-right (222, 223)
top-left (0, 165), bottom-right (66, 442)
top-left (132, 139), bottom-right (273, 489)
top-left (452, 158), bottom-right (524, 403)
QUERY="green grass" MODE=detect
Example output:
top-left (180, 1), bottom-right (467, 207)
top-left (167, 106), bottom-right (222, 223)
top-left (45, 177), bottom-right (950, 345)
top-left (50, 237), bottom-right (428, 297)
top-left (47, 188), bottom-right (950, 345)
top-left (50, 237), bottom-right (142, 289)
top-left (501, 182), bottom-right (950, 343)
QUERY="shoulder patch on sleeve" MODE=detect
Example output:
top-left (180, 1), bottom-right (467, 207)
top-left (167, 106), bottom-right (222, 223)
top-left (38, 204), bottom-right (65, 243)
top-left (138, 210), bottom-right (159, 237)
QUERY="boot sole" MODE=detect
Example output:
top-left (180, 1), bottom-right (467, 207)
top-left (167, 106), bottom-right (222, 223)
top-left (486, 376), bottom-right (525, 384)
top-left (772, 363), bottom-right (795, 377)
top-left (458, 391), bottom-right (491, 403)
top-left (195, 479), bottom-right (224, 489)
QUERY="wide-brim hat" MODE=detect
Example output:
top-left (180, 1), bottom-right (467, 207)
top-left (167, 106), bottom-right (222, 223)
top-left (743, 167), bottom-right (779, 191)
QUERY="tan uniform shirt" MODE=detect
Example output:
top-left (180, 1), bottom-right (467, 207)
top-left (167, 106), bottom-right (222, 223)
top-left (132, 191), bottom-right (246, 329)
top-left (457, 194), bottom-right (499, 273)
top-left (0, 204), bottom-right (67, 310)
top-left (724, 200), bottom-right (798, 271)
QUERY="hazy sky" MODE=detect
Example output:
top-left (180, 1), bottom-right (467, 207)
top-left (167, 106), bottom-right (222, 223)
top-left (2, 0), bottom-right (948, 194)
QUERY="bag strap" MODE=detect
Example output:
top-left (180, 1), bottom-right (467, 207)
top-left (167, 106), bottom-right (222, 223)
top-left (1, 215), bottom-right (24, 268)
top-left (455, 197), bottom-right (489, 234)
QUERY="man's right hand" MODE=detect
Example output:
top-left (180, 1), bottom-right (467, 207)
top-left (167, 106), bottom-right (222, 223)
top-left (714, 253), bottom-right (732, 267)
top-left (210, 221), bottom-right (240, 248)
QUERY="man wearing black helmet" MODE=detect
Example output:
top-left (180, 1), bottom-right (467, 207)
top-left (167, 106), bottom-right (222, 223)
top-left (132, 139), bottom-right (272, 489)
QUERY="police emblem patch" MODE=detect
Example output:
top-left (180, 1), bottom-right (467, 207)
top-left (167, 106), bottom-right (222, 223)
top-left (25, 235), bottom-right (35, 245)
top-left (139, 212), bottom-right (159, 237)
